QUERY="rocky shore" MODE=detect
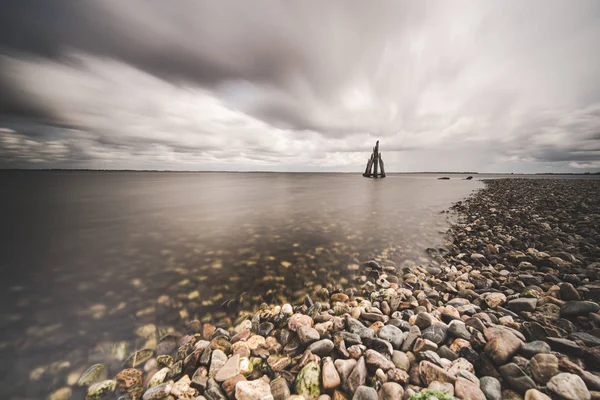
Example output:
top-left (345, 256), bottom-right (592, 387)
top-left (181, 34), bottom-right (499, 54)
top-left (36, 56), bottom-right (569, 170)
top-left (63, 178), bottom-right (600, 400)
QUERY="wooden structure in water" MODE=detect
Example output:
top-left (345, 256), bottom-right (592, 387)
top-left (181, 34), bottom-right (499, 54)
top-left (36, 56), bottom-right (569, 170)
top-left (363, 140), bottom-right (386, 178)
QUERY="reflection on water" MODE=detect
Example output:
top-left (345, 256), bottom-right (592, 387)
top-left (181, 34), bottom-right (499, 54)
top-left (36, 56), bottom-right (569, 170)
top-left (0, 171), bottom-right (480, 398)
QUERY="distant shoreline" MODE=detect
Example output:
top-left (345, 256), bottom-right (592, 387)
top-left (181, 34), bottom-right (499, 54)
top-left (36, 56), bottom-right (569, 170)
top-left (1, 169), bottom-right (599, 175)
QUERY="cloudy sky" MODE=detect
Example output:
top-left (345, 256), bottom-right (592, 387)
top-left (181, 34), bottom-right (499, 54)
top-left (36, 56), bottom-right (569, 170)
top-left (0, 0), bottom-right (599, 172)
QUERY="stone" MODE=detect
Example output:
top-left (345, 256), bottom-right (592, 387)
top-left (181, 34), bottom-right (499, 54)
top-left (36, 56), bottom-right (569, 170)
top-left (547, 373), bottom-right (591, 400)
top-left (298, 325), bottom-right (321, 344)
top-left (480, 376), bottom-right (501, 400)
top-left (308, 339), bottom-right (335, 357)
top-left (454, 377), bottom-right (485, 400)
top-left (560, 301), bottom-right (600, 318)
top-left (419, 360), bottom-right (456, 386)
top-left (347, 317), bottom-right (374, 339)
top-left (386, 368), bottom-right (409, 385)
top-left (501, 389), bottom-right (524, 400)
top-left (86, 380), bottom-right (116, 400)
top-left (508, 298), bottom-right (537, 313)
top-left (521, 341), bottom-right (550, 357)
top-left (339, 331), bottom-right (363, 346)
top-left (482, 292), bottom-right (507, 308)
top-left (524, 389), bottom-right (551, 400)
top-left (322, 357), bottom-right (341, 390)
top-left (49, 387), bottom-right (72, 400)
top-left (546, 337), bottom-right (583, 356)
top-left (422, 324), bottom-right (448, 345)
top-left (365, 349), bottom-right (394, 371)
top-left (569, 332), bottom-right (600, 347)
top-left (222, 374), bottom-right (246, 399)
top-left (391, 351), bottom-right (410, 371)
top-left (258, 322), bottom-right (274, 337)
top-left (115, 368), bottom-right (142, 394)
top-left (170, 375), bottom-right (196, 400)
top-left (499, 363), bottom-right (536, 394)
top-left (143, 383), bottom-right (172, 400)
top-left (76, 364), bottom-right (107, 387)
top-left (215, 353), bottom-right (240, 382)
top-left (148, 367), bottom-right (170, 388)
top-left (559, 283), bottom-right (581, 301)
top-left (352, 386), bottom-right (377, 400)
top-left (236, 378), bottom-right (274, 400)
top-left (428, 381), bottom-right (454, 395)
top-left (289, 313), bottom-right (315, 332)
top-left (377, 325), bottom-right (404, 349)
top-left (484, 327), bottom-right (522, 365)
top-left (378, 382), bottom-right (404, 400)
top-left (123, 349), bottom-right (154, 368)
top-left (296, 361), bottom-right (321, 399)
top-left (270, 377), bottom-right (291, 400)
top-left (530, 353), bottom-right (558, 384)
top-left (415, 313), bottom-right (436, 330)
top-left (448, 321), bottom-right (471, 340)
top-left (413, 338), bottom-right (438, 353)
top-left (345, 357), bottom-right (367, 394)
top-left (209, 349), bottom-right (227, 377)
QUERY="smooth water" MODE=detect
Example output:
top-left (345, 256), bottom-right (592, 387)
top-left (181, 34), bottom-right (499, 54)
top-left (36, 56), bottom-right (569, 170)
top-left (0, 171), bottom-right (481, 398)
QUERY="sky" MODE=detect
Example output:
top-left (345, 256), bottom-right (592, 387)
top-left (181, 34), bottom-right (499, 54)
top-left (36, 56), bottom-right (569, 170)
top-left (0, 0), bottom-right (599, 172)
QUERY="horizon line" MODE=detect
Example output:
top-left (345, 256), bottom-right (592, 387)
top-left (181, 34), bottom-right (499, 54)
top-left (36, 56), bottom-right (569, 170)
top-left (1, 168), bottom-right (599, 175)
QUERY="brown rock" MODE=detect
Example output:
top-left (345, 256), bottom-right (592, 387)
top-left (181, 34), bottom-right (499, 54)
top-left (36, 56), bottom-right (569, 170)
top-left (419, 360), bottom-right (456, 386)
top-left (222, 374), bottom-right (246, 399)
top-left (530, 354), bottom-right (559, 384)
top-left (455, 377), bottom-right (485, 400)
top-left (115, 368), bottom-right (142, 394)
top-left (484, 327), bottom-right (522, 365)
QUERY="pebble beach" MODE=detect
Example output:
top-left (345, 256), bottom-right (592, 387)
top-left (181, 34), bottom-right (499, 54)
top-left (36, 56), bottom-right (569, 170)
top-left (55, 178), bottom-right (600, 400)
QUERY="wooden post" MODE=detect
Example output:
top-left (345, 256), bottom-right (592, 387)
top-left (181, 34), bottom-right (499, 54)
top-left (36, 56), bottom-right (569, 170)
top-left (363, 155), bottom-right (373, 177)
top-left (379, 154), bottom-right (386, 177)
top-left (373, 141), bottom-right (379, 177)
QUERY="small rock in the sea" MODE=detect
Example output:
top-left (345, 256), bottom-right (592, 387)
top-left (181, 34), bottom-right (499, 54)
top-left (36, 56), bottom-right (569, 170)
top-left (76, 364), bottom-right (107, 387)
top-left (86, 379), bottom-right (116, 400)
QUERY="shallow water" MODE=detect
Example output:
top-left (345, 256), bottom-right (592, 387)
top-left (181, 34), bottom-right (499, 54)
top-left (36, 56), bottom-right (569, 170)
top-left (0, 171), bottom-right (484, 398)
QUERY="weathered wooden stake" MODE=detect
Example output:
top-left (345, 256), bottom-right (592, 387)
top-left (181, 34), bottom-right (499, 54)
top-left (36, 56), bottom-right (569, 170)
top-left (379, 154), bottom-right (386, 177)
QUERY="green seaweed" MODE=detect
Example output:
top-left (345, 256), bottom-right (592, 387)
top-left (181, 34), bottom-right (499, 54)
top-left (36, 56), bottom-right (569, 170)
top-left (408, 389), bottom-right (459, 400)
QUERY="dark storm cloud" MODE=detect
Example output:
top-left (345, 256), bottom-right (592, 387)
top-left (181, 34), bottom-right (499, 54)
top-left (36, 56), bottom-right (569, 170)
top-left (1, 0), bottom-right (600, 171)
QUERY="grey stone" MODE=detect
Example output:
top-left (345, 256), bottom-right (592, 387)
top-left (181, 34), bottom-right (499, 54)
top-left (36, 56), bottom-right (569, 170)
top-left (378, 325), bottom-right (404, 349)
top-left (308, 339), bottom-right (334, 356)
top-left (448, 321), bottom-right (471, 340)
top-left (352, 385), bottom-right (378, 400)
top-left (480, 376), bottom-right (501, 400)
top-left (521, 341), bottom-right (551, 357)
top-left (560, 301), bottom-right (600, 318)
top-left (421, 324), bottom-right (448, 345)
top-left (508, 298), bottom-right (537, 313)
top-left (214, 354), bottom-right (240, 383)
top-left (499, 363), bottom-right (536, 394)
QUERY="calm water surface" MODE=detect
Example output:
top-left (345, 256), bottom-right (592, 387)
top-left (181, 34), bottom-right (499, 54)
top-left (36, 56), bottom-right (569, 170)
top-left (0, 172), bottom-right (482, 398)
